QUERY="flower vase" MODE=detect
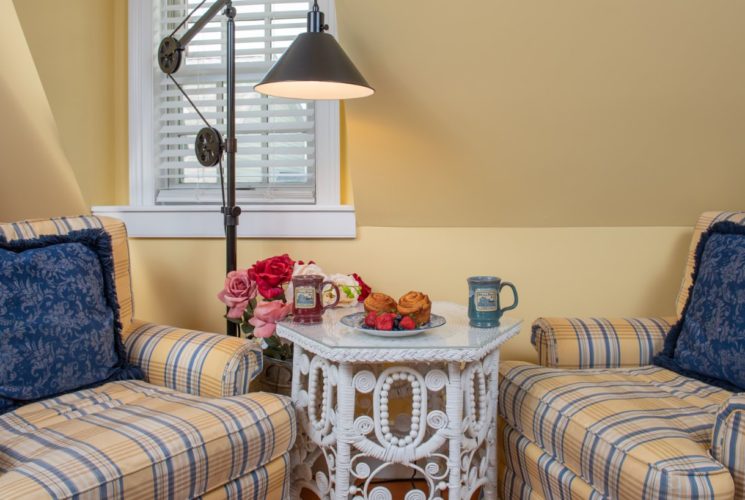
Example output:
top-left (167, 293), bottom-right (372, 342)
top-left (256, 355), bottom-right (293, 396)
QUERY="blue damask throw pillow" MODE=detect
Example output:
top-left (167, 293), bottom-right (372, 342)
top-left (654, 221), bottom-right (745, 391)
top-left (0, 229), bottom-right (141, 414)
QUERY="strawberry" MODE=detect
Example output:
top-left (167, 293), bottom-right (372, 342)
top-left (364, 311), bottom-right (378, 327)
top-left (399, 316), bottom-right (416, 330)
top-left (375, 312), bottom-right (395, 331)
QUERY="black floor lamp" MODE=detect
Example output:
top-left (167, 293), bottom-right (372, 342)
top-left (157, 0), bottom-right (373, 336)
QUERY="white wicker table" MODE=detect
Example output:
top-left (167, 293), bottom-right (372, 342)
top-left (276, 302), bottom-right (521, 500)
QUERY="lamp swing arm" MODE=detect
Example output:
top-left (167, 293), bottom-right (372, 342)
top-left (179, 0), bottom-right (229, 48)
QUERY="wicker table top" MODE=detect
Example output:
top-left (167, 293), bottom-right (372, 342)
top-left (276, 301), bottom-right (521, 363)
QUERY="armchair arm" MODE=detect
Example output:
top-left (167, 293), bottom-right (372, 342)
top-left (531, 316), bottom-right (674, 369)
top-left (122, 319), bottom-right (263, 398)
top-left (711, 395), bottom-right (745, 498)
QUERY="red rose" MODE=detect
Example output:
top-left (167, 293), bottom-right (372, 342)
top-left (352, 273), bottom-right (371, 302)
top-left (248, 254), bottom-right (295, 299)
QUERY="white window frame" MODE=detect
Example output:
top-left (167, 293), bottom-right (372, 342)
top-left (93, 0), bottom-right (355, 238)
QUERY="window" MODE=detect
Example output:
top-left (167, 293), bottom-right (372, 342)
top-left (156, 0), bottom-right (317, 204)
top-left (93, 0), bottom-right (355, 238)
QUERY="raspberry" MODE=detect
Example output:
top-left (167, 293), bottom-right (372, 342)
top-left (375, 312), bottom-right (395, 331)
top-left (364, 311), bottom-right (377, 327)
top-left (399, 316), bottom-right (416, 330)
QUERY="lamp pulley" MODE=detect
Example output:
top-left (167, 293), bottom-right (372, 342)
top-left (157, 36), bottom-right (182, 75)
top-left (195, 127), bottom-right (223, 168)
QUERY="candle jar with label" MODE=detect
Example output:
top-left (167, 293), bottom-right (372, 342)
top-left (292, 274), bottom-right (340, 324)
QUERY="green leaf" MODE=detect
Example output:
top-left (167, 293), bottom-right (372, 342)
top-left (264, 335), bottom-right (281, 349)
top-left (264, 346), bottom-right (283, 359)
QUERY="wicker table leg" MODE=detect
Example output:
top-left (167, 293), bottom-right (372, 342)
top-left (335, 363), bottom-right (355, 499)
top-left (482, 350), bottom-right (500, 500)
top-left (446, 361), bottom-right (464, 499)
top-left (289, 346), bottom-right (339, 499)
top-left (289, 343), bottom-right (304, 500)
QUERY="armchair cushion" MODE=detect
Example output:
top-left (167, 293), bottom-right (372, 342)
top-left (711, 394), bottom-right (745, 499)
top-left (123, 320), bottom-right (263, 398)
top-left (0, 380), bottom-right (295, 499)
top-left (499, 361), bottom-right (735, 499)
top-left (532, 316), bottom-right (673, 369)
top-left (0, 229), bottom-right (141, 414)
top-left (654, 221), bottom-right (745, 391)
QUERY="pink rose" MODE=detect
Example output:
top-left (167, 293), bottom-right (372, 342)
top-left (217, 270), bottom-right (257, 319)
top-left (249, 300), bottom-right (292, 338)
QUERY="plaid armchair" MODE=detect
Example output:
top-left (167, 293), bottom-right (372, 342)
top-left (0, 216), bottom-right (295, 499)
top-left (499, 211), bottom-right (745, 500)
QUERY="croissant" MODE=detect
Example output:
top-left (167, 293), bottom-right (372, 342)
top-left (397, 291), bottom-right (432, 326)
top-left (364, 292), bottom-right (397, 314)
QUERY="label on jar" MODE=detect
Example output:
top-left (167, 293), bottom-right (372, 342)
top-left (294, 286), bottom-right (317, 309)
top-left (474, 288), bottom-right (498, 312)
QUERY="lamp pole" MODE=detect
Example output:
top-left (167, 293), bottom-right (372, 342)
top-left (158, 0), bottom-right (240, 337)
top-left (223, 4), bottom-right (239, 337)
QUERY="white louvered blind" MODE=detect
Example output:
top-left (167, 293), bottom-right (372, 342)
top-left (155, 0), bottom-right (316, 204)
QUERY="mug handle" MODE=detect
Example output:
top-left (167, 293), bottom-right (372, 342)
top-left (499, 281), bottom-right (519, 313)
top-left (321, 281), bottom-right (340, 311)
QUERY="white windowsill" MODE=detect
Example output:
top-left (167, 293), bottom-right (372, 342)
top-left (92, 205), bottom-right (356, 238)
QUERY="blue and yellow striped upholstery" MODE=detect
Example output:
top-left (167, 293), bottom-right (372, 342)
top-left (500, 361), bottom-right (735, 499)
top-left (123, 320), bottom-right (262, 398)
top-left (675, 211), bottom-right (745, 318)
top-left (711, 395), bottom-right (745, 499)
top-left (500, 421), bottom-right (604, 499)
top-left (532, 316), bottom-right (673, 369)
top-left (0, 215), bottom-right (292, 499)
top-left (500, 211), bottom-right (745, 499)
top-left (0, 380), bottom-right (295, 499)
top-left (201, 455), bottom-right (290, 500)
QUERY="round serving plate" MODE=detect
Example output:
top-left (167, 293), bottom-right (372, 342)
top-left (340, 313), bottom-right (446, 338)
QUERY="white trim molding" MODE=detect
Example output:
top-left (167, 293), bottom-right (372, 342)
top-left (128, 0), bottom-right (156, 206)
top-left (92, 205), bottom-right (356, 238)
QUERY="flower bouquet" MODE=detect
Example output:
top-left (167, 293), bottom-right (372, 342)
top-left (218, 254), bottom-right (370, 362)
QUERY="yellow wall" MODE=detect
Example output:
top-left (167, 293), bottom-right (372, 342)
top-left (338, 0), bottom-right (745, 227)
top-left (129, 226), bottom-right (691, 361)
top-left (8, 0), bottom-right (743, 361)
top-left (0, 0), bottom-right (86, 220)
top-left (13, 0), bottom-right (128, 207)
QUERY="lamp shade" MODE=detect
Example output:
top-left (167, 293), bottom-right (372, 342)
top-left (255, 32), bottom-right (374, 100)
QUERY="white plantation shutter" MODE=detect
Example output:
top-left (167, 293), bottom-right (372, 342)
top-left (155, 0), bottom-right (316, 204)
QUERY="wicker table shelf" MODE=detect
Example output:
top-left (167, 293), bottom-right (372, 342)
top-left (277, 302), bottom-right (521, 500)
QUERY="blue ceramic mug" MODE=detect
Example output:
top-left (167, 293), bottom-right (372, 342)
top-left (467, 276), bottom-right (518, 328)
